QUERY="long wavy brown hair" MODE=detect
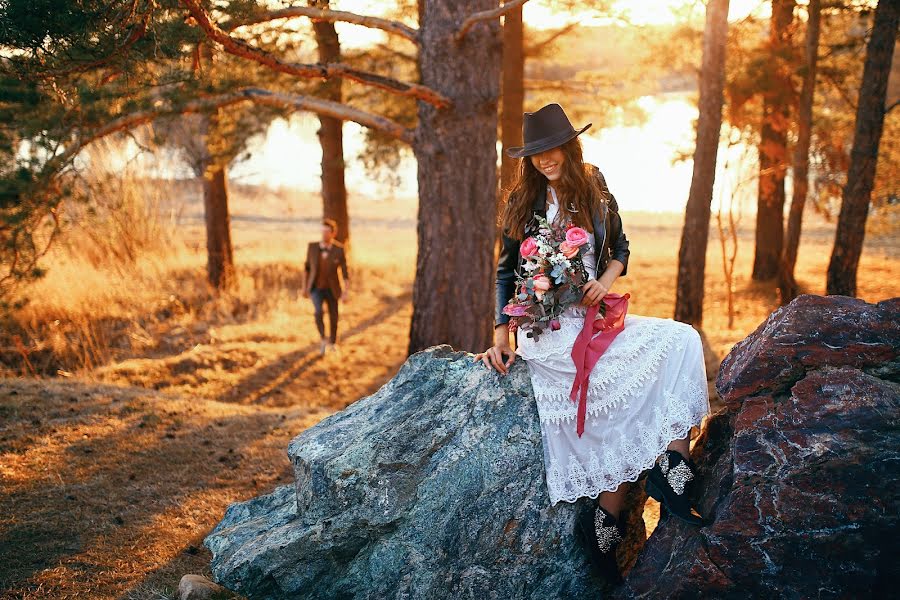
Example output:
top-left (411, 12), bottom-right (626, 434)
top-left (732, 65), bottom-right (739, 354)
top-left (498, 137), bottom-right (606, 240)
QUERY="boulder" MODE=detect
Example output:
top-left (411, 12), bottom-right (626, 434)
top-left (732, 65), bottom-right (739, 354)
top-left (618, 295), bottom-right (899, 598)
top-left (203, 345), bottom-right (638, 599)
top-left (205, 294), bottom-right (898, 599)
top-left (715, 294), bottom-right (898, 407)
top-left (178, 573), bottom-right (239, 599)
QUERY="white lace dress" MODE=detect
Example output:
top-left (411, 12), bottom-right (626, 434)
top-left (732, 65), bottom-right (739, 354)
top-left (515, 193), bottom-right (710, 505)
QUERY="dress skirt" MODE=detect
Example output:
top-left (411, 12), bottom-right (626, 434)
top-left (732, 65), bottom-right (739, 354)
top-left (515, 304), bottom-right (710, 505)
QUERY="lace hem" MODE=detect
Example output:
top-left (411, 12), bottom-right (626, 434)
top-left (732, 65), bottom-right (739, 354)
top-left (544, 375), bottom-right (709, 505)
top-left (530, 319), bottom-right (691, 424)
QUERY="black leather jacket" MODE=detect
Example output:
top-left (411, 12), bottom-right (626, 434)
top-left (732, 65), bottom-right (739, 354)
top-left (495, 165), bottom-right (630, 328)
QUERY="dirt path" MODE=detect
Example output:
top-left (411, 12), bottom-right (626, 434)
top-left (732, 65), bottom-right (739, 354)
top-left (0, 294), bottom-right (413, 599)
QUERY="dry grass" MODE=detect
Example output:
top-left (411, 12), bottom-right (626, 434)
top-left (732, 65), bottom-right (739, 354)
top-left (1, 183), bottom-right (897, 599)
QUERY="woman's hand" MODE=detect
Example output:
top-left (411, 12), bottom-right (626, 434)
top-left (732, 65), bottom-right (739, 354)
top-left (580, 279), bottom-right (609, 306)
top-left (473, 325), bottom-right (516, 375)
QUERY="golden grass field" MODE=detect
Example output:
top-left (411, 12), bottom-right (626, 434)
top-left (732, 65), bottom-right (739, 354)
top-left (1, 182), bottom-right (897, 599)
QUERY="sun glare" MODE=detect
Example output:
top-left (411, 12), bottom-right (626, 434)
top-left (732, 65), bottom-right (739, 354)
top-left (133, 0), bottom-right (778, 213)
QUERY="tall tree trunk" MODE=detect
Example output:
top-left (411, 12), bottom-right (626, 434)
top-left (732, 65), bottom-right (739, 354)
top-left (203, 159), bottom-right (235, 290)
top-left (752, 0), bottom-right (795, 280)
top-left (778, 0), bottom-right (820, 303)
top-left (196, 43), bottom-right (235, 291)
top-left (674, 0), bottom-right (730, 326)
top-left (409, 0), bottom-right (501, 354)
top-left (826, 0), bottom-right (898, 296)
top-left (311, 0), bottom-right (349, 246)
top-left (500, 5), bottom-right (524, 195)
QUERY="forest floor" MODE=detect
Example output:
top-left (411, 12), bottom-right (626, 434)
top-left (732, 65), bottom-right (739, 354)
top-left (1, 194), bottom-right (897, 599)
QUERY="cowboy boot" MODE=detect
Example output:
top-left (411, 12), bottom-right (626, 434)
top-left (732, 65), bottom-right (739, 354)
top-left (577, 501), bottom-right (626, 584)
top-left (645, 449), bottom-right (709, 526)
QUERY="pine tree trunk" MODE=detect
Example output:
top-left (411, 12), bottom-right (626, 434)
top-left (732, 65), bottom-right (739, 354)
top-left (500, 5), bottom-right (524, 195)
top-left (312, 0), bottom-right (349, 246)
top-left (752, 0), bottom-right (795, 281)
top-left (203, 162), bottom-right (235, 290)
top-left (674, 0), bottom-right (730, 326)
top-left (409, 0), bottom-right (502, 354)
top-left (826, 0), bottom-right (898, 296)
top-left (779, 0), bottom-right (820, 303)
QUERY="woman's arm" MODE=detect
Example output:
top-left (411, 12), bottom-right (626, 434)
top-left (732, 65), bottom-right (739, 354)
top-left (495, 228), bottom-right (520, 328)
top-left (580, 259), bottom-right (625, 306)
top-left (607, 195), bottom-right (630, 277)
top-left (595, 170), bottom-right (630, 277)
top-left (581, 168), bottom-right (630, 305)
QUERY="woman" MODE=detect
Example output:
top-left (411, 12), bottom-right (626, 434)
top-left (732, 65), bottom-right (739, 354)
top-left (474, 103), bottom-right (711, 582)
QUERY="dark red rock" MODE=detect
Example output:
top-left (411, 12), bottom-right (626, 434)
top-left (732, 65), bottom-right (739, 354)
top-left (618, 294), bottom-right (899, 599)
top-left (715, 294), bottom-right (899, 408)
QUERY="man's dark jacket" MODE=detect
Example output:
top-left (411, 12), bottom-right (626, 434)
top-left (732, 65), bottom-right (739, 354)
top-left (494, 164), bottom-right (630, 328)
top-left (305, 241), bottom-right (349, 299)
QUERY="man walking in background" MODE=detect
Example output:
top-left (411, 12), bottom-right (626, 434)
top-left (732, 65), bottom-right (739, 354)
top-left (304, 218), bottom-right (350, 354)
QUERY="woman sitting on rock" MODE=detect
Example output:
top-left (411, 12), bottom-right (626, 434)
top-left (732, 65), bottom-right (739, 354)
top-left (474, 103), bottom-right (711, 583)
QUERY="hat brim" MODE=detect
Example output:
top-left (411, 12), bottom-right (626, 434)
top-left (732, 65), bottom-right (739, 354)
top-left (505, 123), bottom-right (592, 159)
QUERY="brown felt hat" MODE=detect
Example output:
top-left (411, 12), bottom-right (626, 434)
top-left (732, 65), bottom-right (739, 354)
top-left (506, 103), bottom-right (592, 159)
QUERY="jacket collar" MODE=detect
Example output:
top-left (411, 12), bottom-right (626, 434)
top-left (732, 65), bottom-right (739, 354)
top-left (531, 178), bottom-right (548, 218)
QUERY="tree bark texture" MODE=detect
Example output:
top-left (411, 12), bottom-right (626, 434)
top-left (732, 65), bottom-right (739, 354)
top-left (203, 159), bottom-right (235, 290)
top-left (752, 0), bottom-right (795, 280)
top-left (500, 5), bottom-right (524, 195)
top-left (409, 0), bottom-right (502, 354)
top-left (312, 0), bottom-right (349, 246)
top-left (779, 0), bottom-right (820, 303)
top-left (826, 0), bottom-right (898, 296)
top-left (674, 0), bottom-right (730, 326)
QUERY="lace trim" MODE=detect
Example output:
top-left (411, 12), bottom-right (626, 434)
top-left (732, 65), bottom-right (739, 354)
top-left (544, 374), bottom-right (709, 505)
top-left (529, 319), bottom-right (689, 424)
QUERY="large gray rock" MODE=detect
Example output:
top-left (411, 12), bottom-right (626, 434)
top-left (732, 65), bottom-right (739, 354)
top-left (203, 345), bottom-right (609, 599)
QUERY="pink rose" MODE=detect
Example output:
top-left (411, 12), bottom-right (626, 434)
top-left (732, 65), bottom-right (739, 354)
top-left (565, 227), bottom-right (590, 248)
top-left (520, 237), bottom-right (539, 258)
top-left (502, 303), bottom-right (528, 317)
top-left (532, 274), bottom-right (551, 300)
top-left (550, 319), bottom-right (561, 330)
top-left (532, 274), bottom-right (551, 292)
top-left (559, 241), bottom-right (579, 259)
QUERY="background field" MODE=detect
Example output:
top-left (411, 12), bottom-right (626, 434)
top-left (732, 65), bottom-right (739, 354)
top-left (1, 181), bottom-right (897, 599)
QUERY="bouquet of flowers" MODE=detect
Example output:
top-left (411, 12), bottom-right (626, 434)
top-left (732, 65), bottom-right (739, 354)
top-left (502, 215), bottom-right (602, 341)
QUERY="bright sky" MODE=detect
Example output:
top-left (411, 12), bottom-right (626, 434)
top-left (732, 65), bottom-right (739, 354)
top-left (326, 0), bottom-right (771, 48)
top-left (525, 0), bottom-right (770, 28)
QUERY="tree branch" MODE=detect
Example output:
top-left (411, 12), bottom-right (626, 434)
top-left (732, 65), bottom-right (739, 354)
top-left (27, 3), bottom-right (153, 79)
top-left (224, 6), bottom-right (418, 43)
top-left (373, 42), bottom-right (417, 63)
top-left (49, 87), bottom-right (414, 175)
top-left (456, 0), bottom-right (530, 42)
top-left (240, 88), bottom-right (415, 143)
top-left (181, 0), bottom-right (450, 108)
top-left (525, 21), bottom-right (578, 57)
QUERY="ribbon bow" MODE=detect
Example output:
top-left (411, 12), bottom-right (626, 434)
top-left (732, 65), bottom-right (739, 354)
top-left (569, 292), bottom-right (631, 437)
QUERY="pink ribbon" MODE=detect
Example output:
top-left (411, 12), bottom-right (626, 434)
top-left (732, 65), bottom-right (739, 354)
top-left (569, 292), bottom-right (631, 437)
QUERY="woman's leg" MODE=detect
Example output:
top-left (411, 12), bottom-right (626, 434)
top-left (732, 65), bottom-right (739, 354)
top-left (596, 433), bottom-right (691, 516)
top-left (597, 481), bottom-right (631, 517)
top-left (666, 432), bottom-right (690, 459)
